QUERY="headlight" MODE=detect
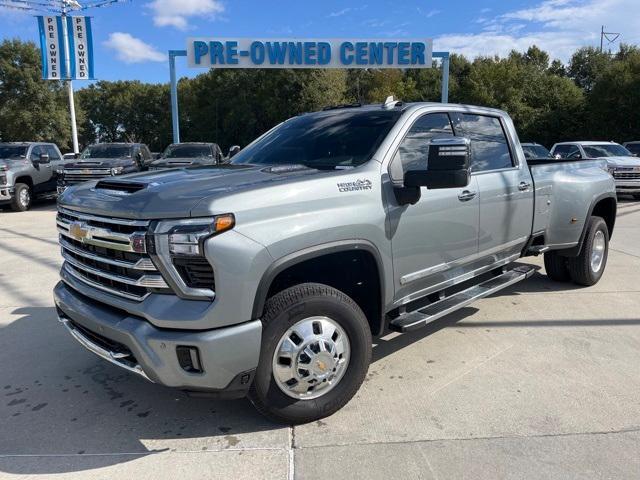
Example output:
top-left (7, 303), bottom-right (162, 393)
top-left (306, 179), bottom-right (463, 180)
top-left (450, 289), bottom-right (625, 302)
top-left (168, 214), bottom-right (235, 256)
top-left (111, 167), bottom-right (124, 175)
top-left (607, 167), bottom-right (616, 175)
top-left (56, 168), bottom-right (65, 175)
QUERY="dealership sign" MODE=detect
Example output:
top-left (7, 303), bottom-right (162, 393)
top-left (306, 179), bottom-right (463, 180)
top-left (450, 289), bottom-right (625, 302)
top-left (37, 16), bottom-right (95, 80)
top-left (187, 38), bottom-right (433, 69)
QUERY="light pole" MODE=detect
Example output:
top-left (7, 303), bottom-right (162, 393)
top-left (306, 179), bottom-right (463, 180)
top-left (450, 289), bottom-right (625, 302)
top-left (0, 0), bottom-right (128, 153)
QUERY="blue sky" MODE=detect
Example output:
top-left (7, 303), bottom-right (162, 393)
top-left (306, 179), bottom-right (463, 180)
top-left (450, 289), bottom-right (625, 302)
top-left (1, 0), bottom-right (638, 83)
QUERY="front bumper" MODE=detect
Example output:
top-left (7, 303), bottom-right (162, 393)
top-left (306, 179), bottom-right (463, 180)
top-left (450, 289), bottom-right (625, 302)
top-left (54, 281), bottom-right (262, 395)
top-left (0, 185), bottom-right (14, 202)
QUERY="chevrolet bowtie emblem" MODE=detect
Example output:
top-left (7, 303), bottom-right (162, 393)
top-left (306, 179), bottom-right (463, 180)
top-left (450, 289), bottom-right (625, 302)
top-left (69, 222), bottom-right (90, 242)
top-left (316, 360), bottom-right (327, 372)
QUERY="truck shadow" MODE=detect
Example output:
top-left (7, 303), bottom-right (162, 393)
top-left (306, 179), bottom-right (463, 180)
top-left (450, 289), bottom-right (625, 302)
top-left (0, 306), bottom-right (282, 475)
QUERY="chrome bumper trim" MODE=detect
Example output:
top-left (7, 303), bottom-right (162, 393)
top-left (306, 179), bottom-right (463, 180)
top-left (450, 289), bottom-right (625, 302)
top-left (58, 314), bottom-right (152, 382)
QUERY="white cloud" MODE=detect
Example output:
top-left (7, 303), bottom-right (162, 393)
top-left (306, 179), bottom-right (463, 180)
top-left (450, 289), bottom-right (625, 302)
top-left (146, 0), bottom-right (224, 30)
top-left (104, 33), bottom-right (166, 63)
top-left (417, 7), bottom-right (441, 18)
top-left (437, 0), bottom-right (640, 62)
top-left (328, 8), bottom-right (352, 17)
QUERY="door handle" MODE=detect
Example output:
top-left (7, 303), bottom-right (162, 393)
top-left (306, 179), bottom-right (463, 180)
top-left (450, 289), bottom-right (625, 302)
top-left (458, 190), bottom-right (477, 202)
top-left (518, 181), bottom-right (531, 191)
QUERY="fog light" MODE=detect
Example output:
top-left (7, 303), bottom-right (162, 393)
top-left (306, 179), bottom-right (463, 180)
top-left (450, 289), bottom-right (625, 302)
top-left (176, 346), bottom-right (203, 373)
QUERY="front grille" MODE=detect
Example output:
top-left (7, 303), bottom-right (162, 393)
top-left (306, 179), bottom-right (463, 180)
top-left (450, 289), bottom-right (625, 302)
top-left (57, 207), bottom-right (170, 301)
top-left (62, 168), bottom-right (112, 185)
top-left (173, 257), bottom-right (215, 289)
top-left (613, 171), bottom-right (640, 180)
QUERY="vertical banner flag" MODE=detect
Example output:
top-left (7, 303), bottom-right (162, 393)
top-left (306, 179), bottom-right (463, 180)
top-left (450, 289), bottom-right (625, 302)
top-left (37, 16), bottom-right (67, 80)
top-left (66, 16), bottom-right (95, 80)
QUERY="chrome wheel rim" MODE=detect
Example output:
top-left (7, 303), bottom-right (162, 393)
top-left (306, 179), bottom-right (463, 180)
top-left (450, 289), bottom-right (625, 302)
top-left (272, 316), bottom-right (350, 400)
top-left (19, 188), bottom-right (30, 207)
top-left (590, 230), bottom-right (606, 273)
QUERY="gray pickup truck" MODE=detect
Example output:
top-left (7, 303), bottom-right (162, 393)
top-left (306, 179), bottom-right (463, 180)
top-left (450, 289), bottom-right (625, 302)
top-left (54, 102), bottom-right (616, 424)
top-left (551, 141), bottom-right (640, 198)
top-left (57, 143), bottom-right (153, 193)
top-left (0, 142), bottom-right (65, 211)
top-left (149, 142), bottom-right (224, 170)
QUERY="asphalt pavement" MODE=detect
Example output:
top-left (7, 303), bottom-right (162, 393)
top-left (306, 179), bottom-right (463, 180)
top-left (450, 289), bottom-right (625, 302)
top-left (1, 198), bottom-right (639, 479)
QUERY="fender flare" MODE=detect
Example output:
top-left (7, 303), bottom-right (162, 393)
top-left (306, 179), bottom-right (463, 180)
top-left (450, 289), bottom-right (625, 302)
top-left (251, 239), bottom-right (386, 333)
top-left (557, 192), bottom-right (617, 257)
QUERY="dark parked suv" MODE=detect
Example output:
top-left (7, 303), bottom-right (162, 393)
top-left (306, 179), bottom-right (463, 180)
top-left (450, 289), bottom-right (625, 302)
top-left (58, 143), bottom-right (152, 192)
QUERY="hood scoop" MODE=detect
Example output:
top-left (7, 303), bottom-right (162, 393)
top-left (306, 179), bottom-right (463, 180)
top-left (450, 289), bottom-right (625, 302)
top-left (95, 180), bottom-right (147, 194)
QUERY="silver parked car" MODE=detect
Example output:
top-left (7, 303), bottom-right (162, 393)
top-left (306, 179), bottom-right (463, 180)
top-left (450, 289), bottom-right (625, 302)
top-left (551, 141), bottom-right (640, 198)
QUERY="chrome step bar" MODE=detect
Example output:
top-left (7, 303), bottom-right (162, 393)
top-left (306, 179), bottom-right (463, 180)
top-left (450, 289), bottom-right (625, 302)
top-left (58, 314), bottom-right (152, 383)
top-left (389, 265), bottom-right (535, 333)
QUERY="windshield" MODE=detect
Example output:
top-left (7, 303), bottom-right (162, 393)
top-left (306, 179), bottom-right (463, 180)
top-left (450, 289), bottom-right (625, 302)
top-left (231, 110), bottom-right (401, 169)
top-left (0, 145), bottom-right (27, 159)
top-left (522, 145), bottom-right (551, 159)
top-left (582, 144), bottom-right (632, 158)
top-left (81, 144), bottom-right (132, 159)
top-left (163, 145), bottom-right (212, 159)
top-left (626, 144), bottom-right (640, 155)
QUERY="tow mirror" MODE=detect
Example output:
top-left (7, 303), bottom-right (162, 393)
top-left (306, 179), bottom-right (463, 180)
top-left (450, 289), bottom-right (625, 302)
top-left (228, 145), bottom-right (241, 159)
top-left (38, 153), bottom-right (50, 164)
top-left (404, 137), bottom-right (471, 189)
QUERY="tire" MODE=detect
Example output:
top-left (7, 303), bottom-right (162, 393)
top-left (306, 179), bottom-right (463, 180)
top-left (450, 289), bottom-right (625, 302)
top-left (568, 216), bottom-right (609, 286)
top-left (10, 183), bottom-right (32, 212)
top-left (248, 283), bottom-right (371, 424)
top-left (543, 251), bottom-right (571, 282)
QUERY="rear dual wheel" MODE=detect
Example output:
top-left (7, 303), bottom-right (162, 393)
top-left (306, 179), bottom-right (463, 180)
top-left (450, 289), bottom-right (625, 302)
top-left (249, 283), bottom-right (371, 424)
top-left (543, 216), bottom-right (609, 286)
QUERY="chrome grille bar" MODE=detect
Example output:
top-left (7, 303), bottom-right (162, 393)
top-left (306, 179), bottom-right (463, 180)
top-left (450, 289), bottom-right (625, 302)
top-left (61, 251), bottom-right (167, 288)
top-left (63, 263), bottom-right (148, 301)
top-left (60, 237), bottom-right (156, 271)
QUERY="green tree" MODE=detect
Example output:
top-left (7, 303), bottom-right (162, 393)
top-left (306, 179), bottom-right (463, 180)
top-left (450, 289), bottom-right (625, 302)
top-left (77, 80), bottom-right (171, 151)
top-left (0, 39), bottom-right (76, 150)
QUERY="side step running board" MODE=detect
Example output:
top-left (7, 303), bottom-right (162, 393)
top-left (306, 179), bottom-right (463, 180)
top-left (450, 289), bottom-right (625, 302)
top-left (389, 265), bottom-right (535, 333)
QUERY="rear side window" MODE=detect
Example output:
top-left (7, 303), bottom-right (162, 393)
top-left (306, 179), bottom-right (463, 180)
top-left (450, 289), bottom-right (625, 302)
top-left (450, 113), bottom-right (513, 172)
top-left (390, 113), bottom-right (454, 182)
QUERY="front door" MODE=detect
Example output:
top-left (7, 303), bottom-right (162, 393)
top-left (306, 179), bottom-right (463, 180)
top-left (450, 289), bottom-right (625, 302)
top-left (387, 112), bottom-right (480, 304)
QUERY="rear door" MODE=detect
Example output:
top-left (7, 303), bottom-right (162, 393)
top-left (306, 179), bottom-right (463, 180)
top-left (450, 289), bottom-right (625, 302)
top-left (450, 112), bottom-right (533, 258)
top-left (388, 112), bottom-right (480, 303)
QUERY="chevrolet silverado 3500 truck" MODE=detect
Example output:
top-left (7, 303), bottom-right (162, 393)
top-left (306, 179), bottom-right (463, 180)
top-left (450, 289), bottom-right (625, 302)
top-left (54, 101), bottom-right (616, 424)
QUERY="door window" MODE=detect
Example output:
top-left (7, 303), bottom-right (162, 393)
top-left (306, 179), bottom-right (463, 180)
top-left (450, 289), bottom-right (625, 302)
top-left (45, 145), bottom-right (61, 160)
top-left (389, 113), bottom-right (454, 182)
top-left (450, 114), bottom-right (513, 172)
top-left (29, 146), bottom-right (43, 161)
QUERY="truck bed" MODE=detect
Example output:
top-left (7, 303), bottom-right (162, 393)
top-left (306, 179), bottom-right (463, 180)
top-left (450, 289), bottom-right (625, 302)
top-left (527, 158), bottom-right (612, 248)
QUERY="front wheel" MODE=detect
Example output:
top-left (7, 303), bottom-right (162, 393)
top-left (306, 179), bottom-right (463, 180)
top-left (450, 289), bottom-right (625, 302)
top-left (10, 183), bottom-right (32, 212)
top-left (249, 283), bottom-right (371, 424)
top-left (568, 216), bottom-right (609, 286)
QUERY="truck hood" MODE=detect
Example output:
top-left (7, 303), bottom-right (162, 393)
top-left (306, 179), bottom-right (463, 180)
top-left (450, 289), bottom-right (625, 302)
top-left (151, 157), bottom-right (214, 168)
top-left (64, 158), bottom-right (135, 169)
top-left (58, 164), bottom-right (326, 219)
top-left (602, 156), bottom-right (640, 168)
top-left (0, 158), bottom-right (30, 170)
